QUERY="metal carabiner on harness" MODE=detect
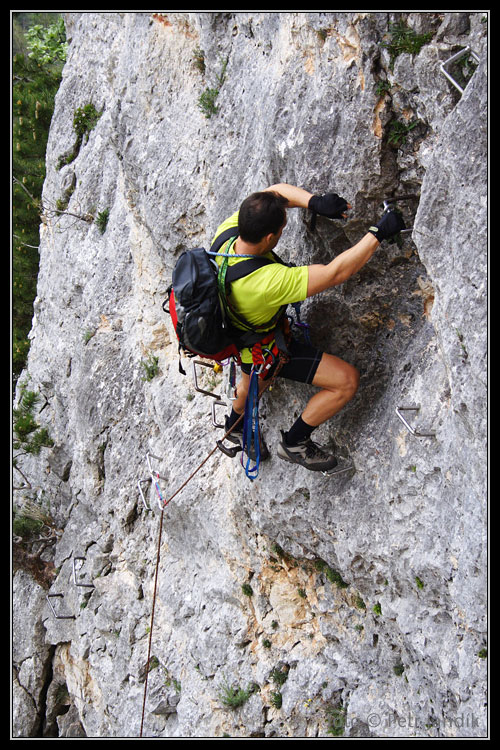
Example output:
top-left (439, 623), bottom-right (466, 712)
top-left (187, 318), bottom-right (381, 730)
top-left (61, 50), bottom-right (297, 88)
top-left (260, 347), bottom-right (276, 375)
top-left (252, 347), bottom-right (276, 377)
top-left (226, 358), bottom-right (237, 400)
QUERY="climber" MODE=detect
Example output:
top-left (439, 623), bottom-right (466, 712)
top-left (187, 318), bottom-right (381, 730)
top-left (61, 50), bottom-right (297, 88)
top-left (214, 183), bottom-right (405, 472)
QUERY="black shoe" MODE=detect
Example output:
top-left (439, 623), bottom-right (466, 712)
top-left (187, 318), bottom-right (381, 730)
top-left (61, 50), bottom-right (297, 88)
top-left (224, 416), bottom-right (270, 461)
top-left (277, 430), bottom-right (338, 472)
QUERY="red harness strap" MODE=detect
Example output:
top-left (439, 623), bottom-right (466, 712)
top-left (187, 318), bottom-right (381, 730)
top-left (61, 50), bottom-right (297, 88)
top-left (250, 319), bottom-right (291, 378)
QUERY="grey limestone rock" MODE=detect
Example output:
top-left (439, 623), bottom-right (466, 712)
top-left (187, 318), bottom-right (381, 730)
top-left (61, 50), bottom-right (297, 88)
top-left (13, 11), bottom-right (487, 738)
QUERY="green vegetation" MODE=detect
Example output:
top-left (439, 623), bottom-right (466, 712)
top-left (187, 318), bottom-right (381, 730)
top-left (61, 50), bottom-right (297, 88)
top-left (271, 542), bottom-right (285, 559)
top-left (24, 15), bottom-right (67, 65)
top-left (241, 582), bottom-right (253, 597)
top-left (13, 510), bottom-right (45, 539)
top-left (198, 88), bottom-right (220, 119)
top-left (326, 702), bottom-right (347, 736)
top-left (13, 385), bottom-right (53, 459)
top-left (380, 21), bottom-right (433, 69)
top-left (95, 208), bottom-right (110, 235)
top-left (372, 602), bottom-right (382, 616)
top-left (197, 56), bottom-right (228, 119)
top-left (445, 48), bottom-right (479, 93)
top-left (12, 16), bottom-right (65, 381)
top-left (314, 557), bottom-right (348, 588)
top-left (140, 353), bottom-right (160, 381)
top-left (375, 79), bottom-right (392, 97)
top-left (218, 678), bottom-right (257, 709)
top-left (57, 102), bottom-right (103, 169)
top-left (415, 576), bottom-right (424, 590)
top-left (270, 666), bottom-right (289, 688)
top-left (192, 47), bottom-right (206, 74)
top-left (147, 656), bottom-right (160, 672)
top-left (270, 691), bottom-right (282, 709)
top-left (325, 565), bottom-right (348, 589)
top-left (355, 594), bottom-right (366, 610)
top-left (387, 118), bottom-right (419, 147)
top-left (73, 102), bottom-right (102, 141)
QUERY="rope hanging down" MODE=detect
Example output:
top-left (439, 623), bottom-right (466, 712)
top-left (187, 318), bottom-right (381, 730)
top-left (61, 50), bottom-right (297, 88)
top-left (139, 355), bottom-right (287, 737)
top-left (241, 367), bottom-right (261, 480)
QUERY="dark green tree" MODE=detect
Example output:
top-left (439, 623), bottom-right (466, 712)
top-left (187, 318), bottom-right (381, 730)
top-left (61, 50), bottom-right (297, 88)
top-left (12, 52), bottom-right (62, 381)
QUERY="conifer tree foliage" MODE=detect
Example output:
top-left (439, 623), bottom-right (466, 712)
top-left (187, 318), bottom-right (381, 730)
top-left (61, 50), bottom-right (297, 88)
top-left (12, 14), bottom-right (65, 382)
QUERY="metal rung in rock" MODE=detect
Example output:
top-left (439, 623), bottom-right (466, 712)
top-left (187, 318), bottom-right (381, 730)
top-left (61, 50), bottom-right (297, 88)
top-left (138, 453), bottom-right (168, 511)
top-left (440, 46), bottom-right (480, 95)
top-left (73, 557), bottom-right (94, 589)
top-left (192, 360), bottom-right (222, 400)
top-left (212, 399), bottom-right (227, 429)
top-left (46, 593), bottom-right (76, 620)
top-left (396, 405), bottom-right (436, 438)
top-left (382, 196), bottom-right (419, 235)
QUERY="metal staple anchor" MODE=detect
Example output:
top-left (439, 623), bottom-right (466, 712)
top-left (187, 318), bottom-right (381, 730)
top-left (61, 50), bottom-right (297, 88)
top-left (440, 46), bottom-right (480, 95)
top-left (212, 399), bottom-right (227, 429)
top-left (382, 198), bottom-right (416, 235)
top-left (46, 593), bottom-right (76, 620)
top-left (72, 557), bottom-right (94, 589)
top-left (137, 477), bottom-right (153, 511)
top-left (192, 360), bottom-right (222, 400)
top-left (138, 453), bottom-right (168, 511)
top-left (396, 405), bottom-right (436, 438)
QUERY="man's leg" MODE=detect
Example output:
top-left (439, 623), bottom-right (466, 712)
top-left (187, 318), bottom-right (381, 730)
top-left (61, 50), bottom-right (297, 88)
top-left (279, 353), bottom-right (359, 471)
top-left (225, 371), bottom-right (267, 425)
top-left (225, 371), bottom-right (270, 459)
top-left (301, 353), bottom-right (359, 425)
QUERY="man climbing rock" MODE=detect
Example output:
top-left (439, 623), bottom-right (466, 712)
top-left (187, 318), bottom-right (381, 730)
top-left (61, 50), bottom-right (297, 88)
top-left (213, 183), bottom-right (404, 472)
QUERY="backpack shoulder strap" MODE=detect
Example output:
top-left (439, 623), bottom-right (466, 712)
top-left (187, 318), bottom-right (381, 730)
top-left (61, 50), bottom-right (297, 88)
top-left (210, 226), bottom-right (239, 254)
top-left (225, 256), bottom-right (273, 283)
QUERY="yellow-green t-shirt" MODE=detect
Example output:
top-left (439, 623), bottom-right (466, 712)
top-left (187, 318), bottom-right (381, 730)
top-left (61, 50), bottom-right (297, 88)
top-left (212, 211), bottom-right (309, 363)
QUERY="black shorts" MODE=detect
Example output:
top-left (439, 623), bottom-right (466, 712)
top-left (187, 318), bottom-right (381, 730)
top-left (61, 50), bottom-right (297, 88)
top-left (241, 338), bottom-right (323, 385)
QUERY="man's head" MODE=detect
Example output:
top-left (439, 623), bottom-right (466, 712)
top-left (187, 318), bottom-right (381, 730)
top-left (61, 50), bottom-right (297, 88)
top-left (238, 191), bottom-right (288, 246)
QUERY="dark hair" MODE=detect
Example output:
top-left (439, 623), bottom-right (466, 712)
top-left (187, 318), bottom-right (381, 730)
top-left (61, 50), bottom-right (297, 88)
top-left (238, 191), bottom-right (288, 244)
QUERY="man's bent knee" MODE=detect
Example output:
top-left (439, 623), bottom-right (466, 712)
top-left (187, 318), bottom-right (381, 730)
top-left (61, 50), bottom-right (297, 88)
top-left (345, 364), bottom-right (360, 398)
top-left (312, 354), bottom-right (359, 398)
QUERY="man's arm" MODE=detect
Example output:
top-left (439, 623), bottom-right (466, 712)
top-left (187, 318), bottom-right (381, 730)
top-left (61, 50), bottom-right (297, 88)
top-left (306, 233), bottom-right (380, 296)
top-left (264, 183), bottom-right (313, 208)
top-left (265, 183), bottom-right (351, 221)
top-left (264, 184), bottom-right (404, 296)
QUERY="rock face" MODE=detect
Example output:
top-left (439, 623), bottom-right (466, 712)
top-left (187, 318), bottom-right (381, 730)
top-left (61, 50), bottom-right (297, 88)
top-left (13, 12), bottom-right (488, 738)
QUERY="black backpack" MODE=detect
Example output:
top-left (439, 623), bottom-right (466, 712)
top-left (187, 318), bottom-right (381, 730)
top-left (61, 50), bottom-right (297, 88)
top-left (164, 227), bottom-right (288, 369)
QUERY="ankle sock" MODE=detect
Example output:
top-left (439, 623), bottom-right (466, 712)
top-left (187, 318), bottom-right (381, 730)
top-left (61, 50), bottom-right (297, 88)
top-left (284, 415), bottom-right (316, 446)
top-left (226, 408), bottom-right (243, 430)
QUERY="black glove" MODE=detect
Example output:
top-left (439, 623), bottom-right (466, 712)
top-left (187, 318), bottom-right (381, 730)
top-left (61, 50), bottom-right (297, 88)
top-left (308, 193), bottom-right (349, 230)
top-left (368, 208), bottom-right (406, 242)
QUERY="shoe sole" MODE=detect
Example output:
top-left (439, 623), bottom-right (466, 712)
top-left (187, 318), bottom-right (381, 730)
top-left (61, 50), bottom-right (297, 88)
top-left (225, 430), bottom-right (270, 461)
top-left (277, 445), bottom-right (338, 473)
